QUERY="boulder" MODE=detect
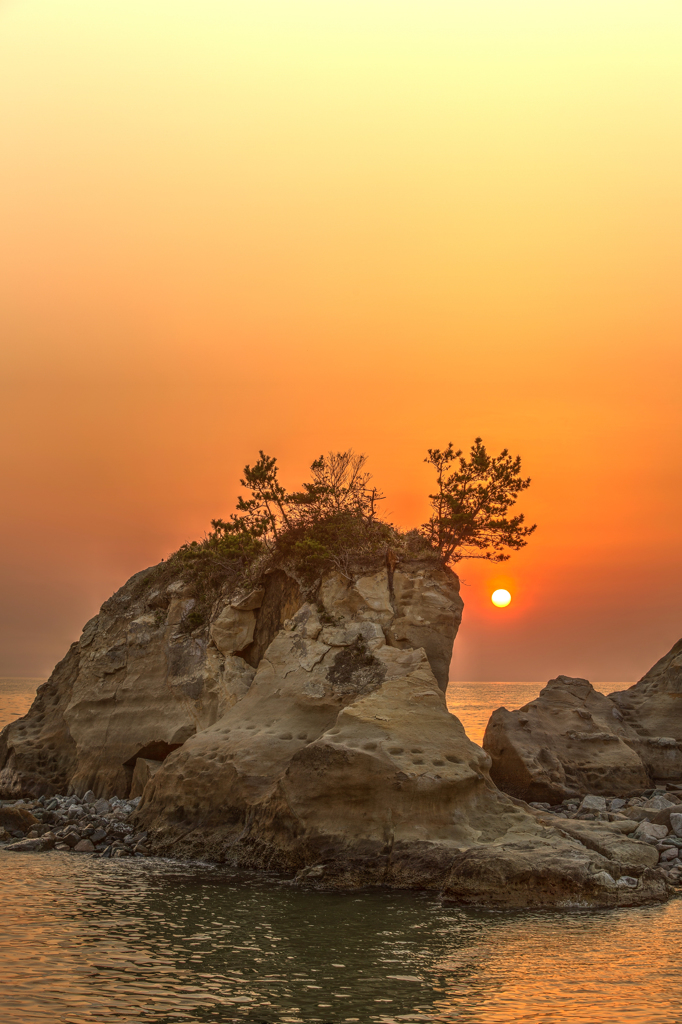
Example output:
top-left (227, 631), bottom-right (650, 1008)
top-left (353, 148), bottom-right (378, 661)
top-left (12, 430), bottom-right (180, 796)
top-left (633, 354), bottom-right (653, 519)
top-left (581, 794), bottom-right (607, 812)
top-left (482, 676), bottom-right (649, 802)
top-left (0, 806), bottom-right (38, 834)
top-left (633, 821), bottom-right (669, 843)
top-left (5, 838), bottom-right (46, 852)
top-left (5, 832), bottom-right (55, 852)
top-left (555, 820), bottom-right (659, 872)
top-left (609, 819), bottom-right (639, 834)
top-left (60, 832), bottom-right (82, 848)
top-left (642, 795), bottom-right (674, 811)
top-left (210, 605), bottom-right (256, 657)
top-left (483, 643), bottom-right (682, 802)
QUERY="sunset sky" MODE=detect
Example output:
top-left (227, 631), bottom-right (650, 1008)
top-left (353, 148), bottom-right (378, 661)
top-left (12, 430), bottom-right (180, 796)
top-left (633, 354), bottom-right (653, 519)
top-left (1, 0), bottom-right (680, 682)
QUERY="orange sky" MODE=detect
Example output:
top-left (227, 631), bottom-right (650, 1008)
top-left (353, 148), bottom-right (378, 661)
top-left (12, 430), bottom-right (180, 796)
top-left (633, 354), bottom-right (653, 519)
top-left (1, 0), bottom-right (681, 680)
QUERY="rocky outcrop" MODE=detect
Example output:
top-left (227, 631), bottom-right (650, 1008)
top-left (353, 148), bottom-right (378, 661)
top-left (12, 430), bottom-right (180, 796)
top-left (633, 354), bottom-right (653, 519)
top-left (0, 567), bottom-right (256, 799)
top-left (0, 559), bottom-right (462, 801)
top-left (610, 639), bottom-right (682, 781)
top-left (136, 616), bottom-right (668, 905)
top-left (483, 642), bottom-right (682, 803)
top-left (133, 585), bottom-right (668, 907)
top-left (1, 557), bottom-right (673, 907)
top-left (483, 676), bottom-right (650, 802)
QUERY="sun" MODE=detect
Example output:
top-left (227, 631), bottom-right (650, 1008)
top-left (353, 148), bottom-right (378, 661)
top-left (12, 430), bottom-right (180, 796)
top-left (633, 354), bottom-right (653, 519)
top-left (491, 588), bottom-right (511, 608)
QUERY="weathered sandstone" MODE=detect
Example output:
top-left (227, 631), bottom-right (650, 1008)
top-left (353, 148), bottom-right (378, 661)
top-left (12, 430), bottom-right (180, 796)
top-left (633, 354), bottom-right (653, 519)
top-left (483, 675), bottom-right (649, 802)
top-left (0, 559), bottom-right (672, 906)
top-left (0, 560), bottom-right (461, 801)
top-left (482, 641), bottom-right (682, 803)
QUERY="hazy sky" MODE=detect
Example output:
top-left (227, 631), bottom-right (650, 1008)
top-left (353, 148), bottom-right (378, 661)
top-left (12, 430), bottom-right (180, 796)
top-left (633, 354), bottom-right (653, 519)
top-left (1, 0), bottom-right (680, 681)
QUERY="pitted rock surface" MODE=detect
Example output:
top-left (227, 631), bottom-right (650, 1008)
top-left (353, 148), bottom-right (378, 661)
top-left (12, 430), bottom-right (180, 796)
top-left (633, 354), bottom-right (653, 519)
top-left (0, 559), bottom-right (672, 907)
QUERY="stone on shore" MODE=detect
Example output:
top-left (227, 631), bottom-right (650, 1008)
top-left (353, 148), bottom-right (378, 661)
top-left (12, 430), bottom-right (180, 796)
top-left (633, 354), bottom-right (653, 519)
top-left (0, 806), bottom-right (38, 834)
top-left (482, 644), bottom-right (682, 803)
top-left (482, 676), bottom-right (649, 802)
top-left (669, 812), bottom-right (682, 837)
top-left (5, 834), bottom-right (55, 852)
top-left (634, 821), bottom-right (669, 843)
top-left (581, 794), bottom-right (607, 813)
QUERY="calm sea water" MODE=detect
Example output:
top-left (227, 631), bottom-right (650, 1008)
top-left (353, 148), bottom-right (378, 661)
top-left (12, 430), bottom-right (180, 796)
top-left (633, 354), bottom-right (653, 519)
top-left (3, 677), bottom-right (681, 1024)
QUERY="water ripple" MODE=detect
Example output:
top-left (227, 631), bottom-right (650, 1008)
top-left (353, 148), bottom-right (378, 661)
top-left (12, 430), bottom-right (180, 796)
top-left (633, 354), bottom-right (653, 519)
top-left (1, 850), bottom-right (681, 1023)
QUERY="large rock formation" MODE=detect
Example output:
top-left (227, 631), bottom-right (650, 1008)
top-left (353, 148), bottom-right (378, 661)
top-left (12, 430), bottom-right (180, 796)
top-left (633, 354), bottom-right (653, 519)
top-left (0, 559), bottom-right (461, 800)
top-left (0, 559), bottom-right (671, 907)
top-left (483, 642), bottom-right (682, 803)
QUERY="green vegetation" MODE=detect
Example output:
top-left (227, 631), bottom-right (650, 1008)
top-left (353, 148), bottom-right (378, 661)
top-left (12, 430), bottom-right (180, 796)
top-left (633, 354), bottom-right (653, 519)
top-left (143, 440), bottom-right (535, 630)
top-left (203, 449), bottom-right (416, 587)
top-left (422, 438), bottom-right (537, 563)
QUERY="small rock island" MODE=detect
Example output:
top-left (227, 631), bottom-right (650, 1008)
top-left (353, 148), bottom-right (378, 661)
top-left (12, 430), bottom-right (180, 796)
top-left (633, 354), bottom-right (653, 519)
top-left (1, 447), bottom-right (679, 908)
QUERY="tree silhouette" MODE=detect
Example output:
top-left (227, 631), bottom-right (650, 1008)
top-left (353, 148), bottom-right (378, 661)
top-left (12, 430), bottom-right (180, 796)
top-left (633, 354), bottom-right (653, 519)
top-left (422, 438), bottom-right (536, 564)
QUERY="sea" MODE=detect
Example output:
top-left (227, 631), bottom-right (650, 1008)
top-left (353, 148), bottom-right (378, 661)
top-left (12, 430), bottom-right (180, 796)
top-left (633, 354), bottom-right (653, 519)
top-left (1, 676), bottom-right (681, 1024)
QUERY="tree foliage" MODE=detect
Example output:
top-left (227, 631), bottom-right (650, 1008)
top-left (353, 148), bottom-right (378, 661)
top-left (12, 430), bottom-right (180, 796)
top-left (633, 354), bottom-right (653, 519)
top-left (422, 437), bottom-right (536, 564)
top-left (288, 450), bottom-right (384, 527)
top-left (153, 438), bottom-right (536, 632)
top-left (210, 449), bottom-right (384, 550)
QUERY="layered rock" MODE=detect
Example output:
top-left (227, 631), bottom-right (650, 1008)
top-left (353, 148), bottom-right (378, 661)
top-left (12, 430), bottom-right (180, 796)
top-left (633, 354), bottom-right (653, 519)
top-left (483, 642), bottom-right (682, 803)
top-left (0, 557), bottom-right (672, 906)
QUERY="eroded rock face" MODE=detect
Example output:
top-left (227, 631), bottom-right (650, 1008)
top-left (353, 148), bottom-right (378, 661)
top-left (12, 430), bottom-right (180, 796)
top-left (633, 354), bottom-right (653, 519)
top-left (319, 566), bottom-right (462, 691)
top-left (483, 644), bottom-right (682, 802)
top-left (0, 567), bottom-right (264, 798)
top-left (136, 606), bottom-right (667, 908)
top-left (1, 558), bottom-right (671, 907)
top-left (483, 676), bottom-right (650, 802)
top-left (0, 560), bottom-right (462, 801)
top-left (610, 639), bottom-right (682, 781)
